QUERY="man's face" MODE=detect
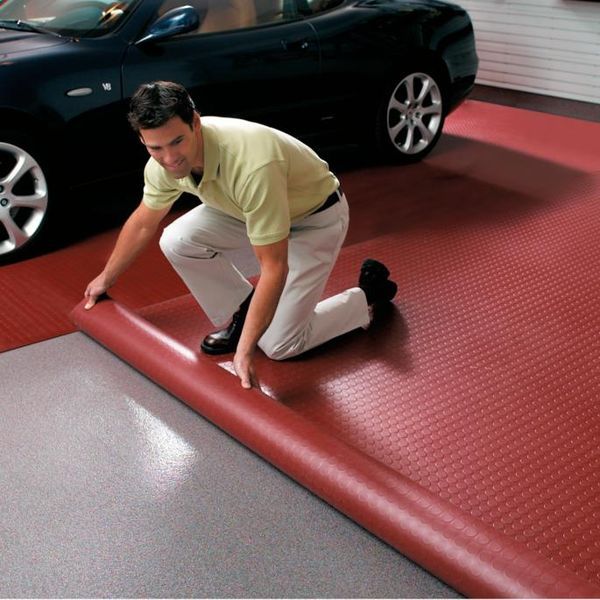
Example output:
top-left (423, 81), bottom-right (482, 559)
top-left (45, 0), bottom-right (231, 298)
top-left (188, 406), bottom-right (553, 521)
top-left (139, 114), bottom-right (200, 179)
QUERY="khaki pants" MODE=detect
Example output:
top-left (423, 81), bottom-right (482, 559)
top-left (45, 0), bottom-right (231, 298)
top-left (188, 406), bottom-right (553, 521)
top-left (159, 193), bottom-right (370, 360)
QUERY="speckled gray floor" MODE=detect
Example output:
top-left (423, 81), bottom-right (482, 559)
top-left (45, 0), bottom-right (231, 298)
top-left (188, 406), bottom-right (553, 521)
top-left (1, 333), bottom-right (460, 598)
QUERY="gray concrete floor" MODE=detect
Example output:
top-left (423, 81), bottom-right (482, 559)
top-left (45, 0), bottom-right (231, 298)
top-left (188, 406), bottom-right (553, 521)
top-left (1, 334), bottom-right (459, 598)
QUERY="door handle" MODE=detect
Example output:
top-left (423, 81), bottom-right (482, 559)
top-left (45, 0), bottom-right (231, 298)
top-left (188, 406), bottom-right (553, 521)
top-left (281, 39), bottom-right (310, 51)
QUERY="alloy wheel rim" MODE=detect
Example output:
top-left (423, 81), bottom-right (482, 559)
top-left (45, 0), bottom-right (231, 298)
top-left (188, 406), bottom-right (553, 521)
top-left (386, 72), bottom-right (443, 155)
top-left (0, 142), bottom-right (49, 255)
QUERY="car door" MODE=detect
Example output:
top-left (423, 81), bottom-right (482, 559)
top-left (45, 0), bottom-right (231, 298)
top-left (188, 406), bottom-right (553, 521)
top-left (292, 0), bottom-right (384, 145)
top-left (121, 0), bottom-right (322, 138)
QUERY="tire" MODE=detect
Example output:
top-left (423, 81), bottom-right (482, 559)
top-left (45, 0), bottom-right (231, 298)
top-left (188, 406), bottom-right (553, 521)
top-left (0, 130), bottom-right (54, 263)
top-left (375, 67), bottom-right (446, 163)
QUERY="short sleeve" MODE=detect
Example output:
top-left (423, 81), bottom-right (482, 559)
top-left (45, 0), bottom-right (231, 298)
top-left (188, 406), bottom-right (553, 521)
top-left (240, 161), bottom-right (290, 246)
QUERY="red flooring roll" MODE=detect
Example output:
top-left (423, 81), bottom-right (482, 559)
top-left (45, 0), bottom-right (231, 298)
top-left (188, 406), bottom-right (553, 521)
top-left (70, 295), bottom-right (599, 598)
top-left (69, 167), bottom-right (600, 594)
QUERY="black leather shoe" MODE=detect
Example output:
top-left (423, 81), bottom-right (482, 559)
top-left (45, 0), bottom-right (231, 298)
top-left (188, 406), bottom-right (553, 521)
top-left (359, 258), bottom-right (397, 305)
top-left (201, 290), bottom-right (254, 355)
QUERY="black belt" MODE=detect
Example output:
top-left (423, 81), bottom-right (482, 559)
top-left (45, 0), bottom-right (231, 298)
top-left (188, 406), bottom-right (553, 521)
top-left (311, 187), bottom-right (342, 215)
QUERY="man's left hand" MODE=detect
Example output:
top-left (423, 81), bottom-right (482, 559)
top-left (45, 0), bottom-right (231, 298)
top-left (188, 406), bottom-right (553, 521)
top-left (233, 351), bottom-right (259, 389)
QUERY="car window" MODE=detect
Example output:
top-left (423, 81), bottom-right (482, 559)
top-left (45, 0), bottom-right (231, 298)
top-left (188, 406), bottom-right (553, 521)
top-left (0, 0), bottom-right (140, 37)
top-left (156, 0), bottom-right (299, 36)
top-left (295, 0), bottom-right (343, 16)
top-left (254, 0), bottom-right (289, 25)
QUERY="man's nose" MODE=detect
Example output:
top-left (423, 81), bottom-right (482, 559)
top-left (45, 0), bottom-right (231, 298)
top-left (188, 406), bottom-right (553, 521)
top-left (163, 146), bottom-right (180, 162)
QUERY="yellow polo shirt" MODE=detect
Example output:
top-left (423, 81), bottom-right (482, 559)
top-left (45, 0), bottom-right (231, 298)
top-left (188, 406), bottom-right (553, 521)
top-left (142, 116), bottom-right (339, 245)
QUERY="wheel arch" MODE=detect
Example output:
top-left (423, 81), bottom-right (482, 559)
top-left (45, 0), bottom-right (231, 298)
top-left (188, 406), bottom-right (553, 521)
top-left (0, 108), bottom-right (65, 172)
top-left (383, 48), bottom-right (452, 112)
top-left (0, 108), bottom-right (52, 138)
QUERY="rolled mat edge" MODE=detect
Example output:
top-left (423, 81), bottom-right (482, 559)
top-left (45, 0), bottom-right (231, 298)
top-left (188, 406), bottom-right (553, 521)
top-left (70, 297), bottom-right (600, 598)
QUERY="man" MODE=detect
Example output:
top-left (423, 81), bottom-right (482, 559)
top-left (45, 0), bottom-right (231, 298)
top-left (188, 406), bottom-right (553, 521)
top-left (84, 81), bottom-right (397, 389)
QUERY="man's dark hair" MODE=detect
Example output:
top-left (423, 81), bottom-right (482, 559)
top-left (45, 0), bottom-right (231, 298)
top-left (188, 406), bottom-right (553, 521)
top-left (127, 81), bottom-right (196, 133)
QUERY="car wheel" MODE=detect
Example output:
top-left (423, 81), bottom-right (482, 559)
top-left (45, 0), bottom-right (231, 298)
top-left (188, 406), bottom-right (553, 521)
top-left (0, 131), bottom-right (51, 262)
top-left (375, 69), bottom-right (446, 163)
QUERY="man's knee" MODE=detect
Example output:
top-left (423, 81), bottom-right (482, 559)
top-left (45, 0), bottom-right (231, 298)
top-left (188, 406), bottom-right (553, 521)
top-left (159, 227), bottom-right (216, 262)
top-left (158, 226), bottom-right (178, 258)
top-left (259, 335), bottom-right (304, 361)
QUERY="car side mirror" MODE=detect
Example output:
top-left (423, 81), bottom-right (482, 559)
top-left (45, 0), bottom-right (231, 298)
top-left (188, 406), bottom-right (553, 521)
top-left (135, 5), bottom-right (202, 45)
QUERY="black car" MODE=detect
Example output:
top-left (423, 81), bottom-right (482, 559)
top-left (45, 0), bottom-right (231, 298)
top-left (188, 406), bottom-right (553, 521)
top-left (0, 0), bottom-right (477, 262)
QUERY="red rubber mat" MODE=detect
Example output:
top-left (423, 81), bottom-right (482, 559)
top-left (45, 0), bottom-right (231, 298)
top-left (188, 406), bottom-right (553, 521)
top-left (0, 212), bottom-right (188, 352)
top-left (71, 154), bottom-right (600, 596)
top-left (2, 101), bottom-right (599, 352)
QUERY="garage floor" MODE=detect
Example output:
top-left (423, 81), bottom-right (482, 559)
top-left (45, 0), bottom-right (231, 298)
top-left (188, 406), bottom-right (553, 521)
top-left (2, 333), bottom-right (457, 598)
top-left (1, 88), bottom-right (598, 598)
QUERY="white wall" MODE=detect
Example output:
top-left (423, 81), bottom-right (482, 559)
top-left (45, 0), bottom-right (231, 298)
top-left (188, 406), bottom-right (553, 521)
top-left (456, 0), bottom-right (600, 103)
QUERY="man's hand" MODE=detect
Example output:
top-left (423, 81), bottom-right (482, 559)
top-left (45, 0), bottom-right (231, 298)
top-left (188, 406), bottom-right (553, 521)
top-left (233, 238), bottom-right (289, 389)
top-left (81, 201), bottom-right (170, 310)
top-left (84, 272), bottom-right (112, 309)
top-left (233, 350), bottom-right (259, 389)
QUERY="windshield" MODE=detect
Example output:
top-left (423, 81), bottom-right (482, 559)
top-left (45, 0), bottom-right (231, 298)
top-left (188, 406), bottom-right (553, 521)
top-left (0, 0), bottom-right (141, 38)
